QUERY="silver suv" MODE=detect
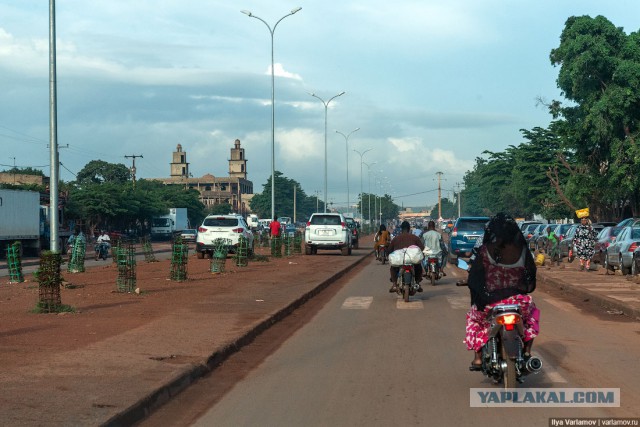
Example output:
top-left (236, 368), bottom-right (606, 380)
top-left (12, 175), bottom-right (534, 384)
top-left (304, 212), bottom-right (352, 256)
top-left (196, 214), bottom-right (254, 258)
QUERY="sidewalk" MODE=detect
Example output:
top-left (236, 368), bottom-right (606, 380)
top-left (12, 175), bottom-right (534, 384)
top-left (1, 246), bottom-right (639, 427)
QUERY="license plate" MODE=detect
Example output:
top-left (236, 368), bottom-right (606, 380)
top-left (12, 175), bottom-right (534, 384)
top-left (467, 236), bottom-right (478, 241)
top-left (318, 229), bottom-right (333, 235)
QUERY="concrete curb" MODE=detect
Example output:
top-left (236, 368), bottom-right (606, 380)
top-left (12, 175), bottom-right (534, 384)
top-left (102, 251), bottom-right (373, 427)
top-left (537, 271), bottom-right (640, 321)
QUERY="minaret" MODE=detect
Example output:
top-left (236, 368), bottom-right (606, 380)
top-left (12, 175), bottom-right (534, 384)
top-left (229, 139), bottom-right (247, 179)
top-left (170, 144), bottom-right (189, 178)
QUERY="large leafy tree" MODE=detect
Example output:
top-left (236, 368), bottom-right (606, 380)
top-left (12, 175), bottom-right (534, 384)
top-left (76, 160), bottom-right (131, 185)
top-left (550, 15), bottom-right (640, 217)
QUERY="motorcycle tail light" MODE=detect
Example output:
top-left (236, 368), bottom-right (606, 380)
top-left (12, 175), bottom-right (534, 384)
top-left (403, 266), bottom-right (412, 272)
top-left (496, 313), bottom-right (521, 328)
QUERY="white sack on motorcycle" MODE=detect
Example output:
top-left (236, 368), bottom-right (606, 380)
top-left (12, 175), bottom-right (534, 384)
top-left (389, 246), bottom-right (424, 266)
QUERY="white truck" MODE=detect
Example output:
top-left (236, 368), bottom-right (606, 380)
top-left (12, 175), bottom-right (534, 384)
top-left (246, 214), bottom-right (259, 230)
top-left (150, 208), bottom-right (189, 240)
top-left (0, 189), bottom-right (41, 257)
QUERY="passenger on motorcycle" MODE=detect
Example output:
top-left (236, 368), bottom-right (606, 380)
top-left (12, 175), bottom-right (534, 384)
top-left (374, 224), bottom-right (391, 259)
top-left (421, 220), bottom-right (447, 276)
top-left (463, 213), bottom-right (540, 369)
top-left (387, 221), bottom-right (425, 293)
top-left (96, 231), bottom-right (111, 251)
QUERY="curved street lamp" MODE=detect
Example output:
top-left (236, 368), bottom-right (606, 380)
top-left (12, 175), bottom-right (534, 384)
top-left (309, 91), bottom-right (345, 212)
top-left (336, 128), bottom-right (360, 216)
top-left (363, 161), bottom-right (377, 229)
top-left (241, 7), bottom-right (302, 221)
top-left (353, 147), bottom-right (372, 220)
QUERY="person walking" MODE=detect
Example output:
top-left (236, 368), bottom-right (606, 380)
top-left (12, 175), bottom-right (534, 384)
top-left (573, 209), bottom-right (598, 271)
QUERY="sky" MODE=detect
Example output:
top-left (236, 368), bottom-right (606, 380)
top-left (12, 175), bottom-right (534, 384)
top-left (1, 1), bottom-right (640, 213)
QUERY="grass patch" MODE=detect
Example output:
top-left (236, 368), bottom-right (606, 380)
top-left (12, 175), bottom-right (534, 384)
top-left (31, 303), bottom-right (76, 314)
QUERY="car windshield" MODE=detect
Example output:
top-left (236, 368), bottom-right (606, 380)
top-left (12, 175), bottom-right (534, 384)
top-left (310, 215), bottom-right (341, 226)
top-left (456, 219), bottom-right (487, 231)
top-left (631, 228), bottom-right (640, 239)
top-left (203, 218), bottom-right (239, 227)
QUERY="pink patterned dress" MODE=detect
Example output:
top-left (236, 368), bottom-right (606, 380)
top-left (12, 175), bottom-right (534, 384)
top-left (463, 246), bottom-right (540, 352)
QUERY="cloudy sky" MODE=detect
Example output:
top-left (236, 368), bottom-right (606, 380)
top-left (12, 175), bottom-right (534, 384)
top-left (1, 1), bottom-right (639, 212)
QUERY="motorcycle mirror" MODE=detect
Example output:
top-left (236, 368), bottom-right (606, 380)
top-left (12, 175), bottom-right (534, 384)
top-left (457, 258), bottom-right (469, 270)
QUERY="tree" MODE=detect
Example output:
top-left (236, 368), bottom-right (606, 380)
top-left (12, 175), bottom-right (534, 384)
top-left (249, 171), bottom-right (320, 221)
top-left (550, 15), bottom-right (640, 218)
top-left (76, 160), bottom-right (131, 185)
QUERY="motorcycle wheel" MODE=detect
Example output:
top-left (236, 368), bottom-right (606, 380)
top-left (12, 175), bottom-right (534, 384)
top-left (381, 253), bottom-right (386, 265)
top-left (403, 283), bottom-right (410, 302)
top-left (501, 345), bottom-right (517, 389)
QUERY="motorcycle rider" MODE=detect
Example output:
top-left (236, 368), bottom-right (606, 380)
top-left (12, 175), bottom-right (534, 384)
top-left (463, 213), bottom-right (539, 369)
top-left (421, 220), bottom-right (447, 277)
top-left (95, 230), bottom-right (111, 256)
top-left (387, 220), bottom-right (425, 293)
top-left (374, 224), bottom-right (391, 260)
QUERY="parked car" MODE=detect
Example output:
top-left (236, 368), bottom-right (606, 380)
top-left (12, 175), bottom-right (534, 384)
top-left (552, 223), bottom-right (575, 242)
top-left (631, 246), bottom-right (640, 276)
top-left (592, 226), bottom-right (622, 264)
top-left (304, 212), bottom-right (352, 256)
top-left (179, 228), bottom-right (197, 242)
top-left (519, 221), bottom-right (542, 236)
top-left (603, 226), bottom-right (640, 275)
top-left (559, 224), bottom-right (579, 261)
top-left (448, 216), bottom-right (489, 261)
top-left (284, 223), bottom-right (296, 237)
top-left (522, 223), bottom-right (542, 243)
top-left (616, 218), bottom-right (640, 228)
top-left (196, 214), bottom-right (254, 258)
top-left (344, 217), bottom-right (359, 249)
top-left (527, 224), bottom-right (547, 250)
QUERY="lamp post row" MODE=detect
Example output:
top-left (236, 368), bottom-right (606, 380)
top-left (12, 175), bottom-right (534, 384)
top-left (242, 8), bottom-right (369, 218)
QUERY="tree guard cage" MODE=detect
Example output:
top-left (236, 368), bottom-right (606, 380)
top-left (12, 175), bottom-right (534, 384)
top-left (141, 236), bottom-right (157, 263)
top-left (116, 241), bottom-right (137, 293)
top-left (6, 242), bottom-right (24, 283)
top-left (210, 238), bottom-right (230, 274)
top-left (170, 237), bottom-right (189, 281)
top-left (67, 238), bottom-right (86, 273)
top-left (271, 235), bottom-right (282, 258)
top-left (35, 251), bottom-right (63, 313)
top-left (235, 236), bottom-right (250, 267)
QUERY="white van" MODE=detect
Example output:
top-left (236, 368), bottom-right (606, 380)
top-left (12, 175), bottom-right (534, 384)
top-left (247, 214), bottom-right (259, 230)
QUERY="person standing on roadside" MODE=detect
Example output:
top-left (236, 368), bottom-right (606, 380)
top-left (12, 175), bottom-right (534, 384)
top-left (573, 210), bottom-right (597, 271)
top-left (269, 216), bottom-right (281, 238)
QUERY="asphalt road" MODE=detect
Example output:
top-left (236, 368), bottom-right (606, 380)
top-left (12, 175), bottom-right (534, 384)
top-left (140, 257), bottom-right (640, 426)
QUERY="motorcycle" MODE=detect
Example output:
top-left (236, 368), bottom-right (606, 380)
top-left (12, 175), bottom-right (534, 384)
top-left (376, 245), bottom-right (388, 264)
top-left (469, 303), bottom-right (543, 388)
top-left (457, 259), bottom-right (542, 387)
top-left (395, 263), bottom-right (420, 302)
top-left (422, 248), bottom-right (442, 286)
top-left (94, 241), bottom-right (110, 261)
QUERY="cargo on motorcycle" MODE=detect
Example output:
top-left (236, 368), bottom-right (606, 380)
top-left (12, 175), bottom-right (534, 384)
top-left (461, 213), bottom-right (542, 388)
top-left (387, 221), bottom-right (425, 301)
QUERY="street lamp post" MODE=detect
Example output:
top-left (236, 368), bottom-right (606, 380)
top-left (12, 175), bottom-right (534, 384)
top-left (309, 91), bottom-right (345, 212)
top-left (353, 148), bottom-right (372, 220)
top-left (336, 128), bottom-right (360, 217)
top-left (241, 7), bottom-right (302, 221)
top-left (363, 161), bottom-right (376, 230)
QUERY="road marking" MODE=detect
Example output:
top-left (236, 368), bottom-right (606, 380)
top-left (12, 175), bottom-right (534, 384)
top-left (341, 296), bottom-right (373, 309)
top-left (396, 299), bottom-right (424, 309)
top-left (446, 296), bottom-right (469, 310)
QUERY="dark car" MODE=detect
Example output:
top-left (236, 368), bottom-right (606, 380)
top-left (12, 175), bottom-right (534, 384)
top-left (559, 224), bottom-right (579, 261)
top-left (344, 217), bottom-right (359, 249)
top-left (448, 216), bottom-right (489, 261)
top-left (593, 226), bottom-right (622, 264)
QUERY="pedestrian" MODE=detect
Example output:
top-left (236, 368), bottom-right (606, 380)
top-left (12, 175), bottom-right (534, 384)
top-left (269, 216), bottom-right (281, 238)
top-left (573, 209), bottom-right (598, 271)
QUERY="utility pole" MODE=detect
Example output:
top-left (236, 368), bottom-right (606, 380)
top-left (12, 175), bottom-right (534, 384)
top-left (455, 182), bottom-right (463, 218)
top-left (125, 155), bottom-right (143, 188)
top-left (293, 184), bottom-right (297, 223)
top-left (436, 171), bottom-right (444, 220)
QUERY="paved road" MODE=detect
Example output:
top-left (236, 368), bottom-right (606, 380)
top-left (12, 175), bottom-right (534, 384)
top-left (141, 258), bottom-right (640, 426)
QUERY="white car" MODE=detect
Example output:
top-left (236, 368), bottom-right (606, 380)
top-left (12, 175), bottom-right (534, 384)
top-left (196, 214), bottom-right (254, 258)
top-left (304, 212), bottom-right (352, 256)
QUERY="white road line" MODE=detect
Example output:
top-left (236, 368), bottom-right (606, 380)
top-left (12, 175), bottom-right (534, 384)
top-left (341, 296), bottom-right (374, 309)
top-left (396, 299), bottom-right (424, 309)
top-left (446, 296), bottom-right (470, 310)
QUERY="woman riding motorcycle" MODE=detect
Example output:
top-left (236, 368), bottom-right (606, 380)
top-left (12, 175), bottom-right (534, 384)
top-left (374, 224), bottom-right (391, 260)
top-left (463, 213), bottom-right (540, 368)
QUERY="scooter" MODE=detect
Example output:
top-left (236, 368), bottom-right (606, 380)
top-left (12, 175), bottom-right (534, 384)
top-left (376, 245), bottom-right (388, 264)
top-left (395, 263), bottom-right (420, 302)
top-left (422, 248), bottom-right (442, 286)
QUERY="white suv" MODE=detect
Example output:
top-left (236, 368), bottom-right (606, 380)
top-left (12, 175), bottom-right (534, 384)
top-left (196, 214), bottom-right (254, 258)
top-left (304, 212), bottom-right (352, 256)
